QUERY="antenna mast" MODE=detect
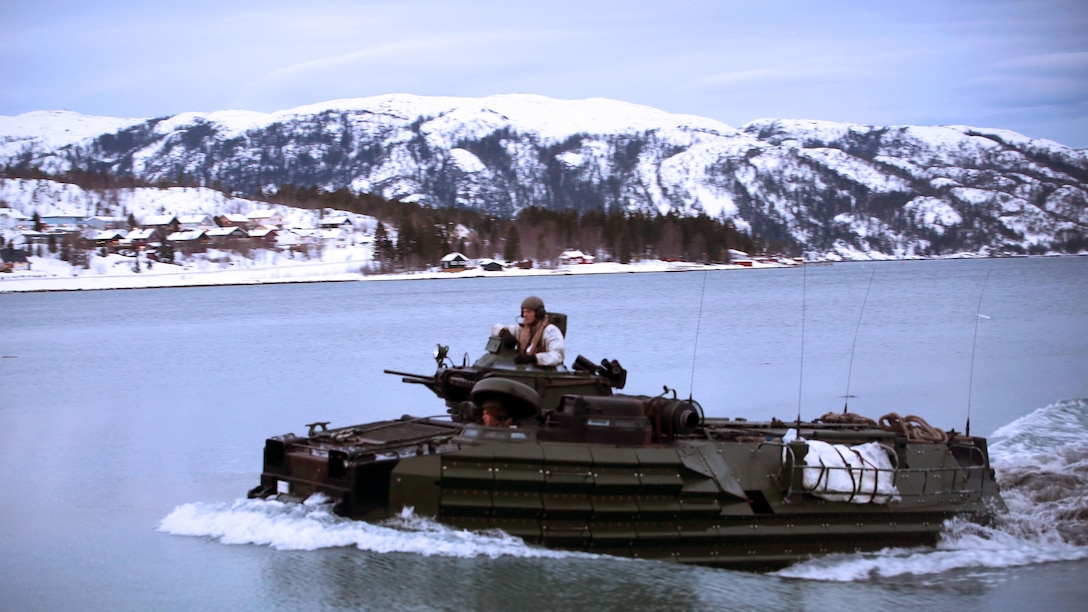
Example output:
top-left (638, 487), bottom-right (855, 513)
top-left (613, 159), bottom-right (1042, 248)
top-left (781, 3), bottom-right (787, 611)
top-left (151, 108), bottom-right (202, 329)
top-left (843, 267), bottom-right (877, 413)
top-left (796, 262), bottom-right (808, 423)
top-left (688, 270), bottom-right (709, 399)
top-left (966, 269), bottom-right (992, 436)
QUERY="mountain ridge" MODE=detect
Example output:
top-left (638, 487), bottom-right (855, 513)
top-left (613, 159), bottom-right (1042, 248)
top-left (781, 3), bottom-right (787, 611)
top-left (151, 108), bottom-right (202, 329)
top-left (2, 93), bottom-right (1086, 258)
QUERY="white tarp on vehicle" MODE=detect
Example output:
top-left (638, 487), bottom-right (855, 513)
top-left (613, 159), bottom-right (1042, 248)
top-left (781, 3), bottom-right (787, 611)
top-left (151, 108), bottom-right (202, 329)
top-left (785, 430), bottom-right (900, 504)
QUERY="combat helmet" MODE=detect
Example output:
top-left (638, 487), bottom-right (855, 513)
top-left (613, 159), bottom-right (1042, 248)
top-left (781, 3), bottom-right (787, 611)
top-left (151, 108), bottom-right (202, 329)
top-left (521, 295), bottom-right (545, 319)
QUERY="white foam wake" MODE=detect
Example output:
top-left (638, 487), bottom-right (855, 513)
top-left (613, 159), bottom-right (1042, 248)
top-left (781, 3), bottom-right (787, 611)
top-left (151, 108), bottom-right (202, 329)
top-left (158, 494), bottom-right (580, 560)
top-left (774, 517), bottom-right (1087, 582)
top-left (776, 399), bottom-right (1088, 581)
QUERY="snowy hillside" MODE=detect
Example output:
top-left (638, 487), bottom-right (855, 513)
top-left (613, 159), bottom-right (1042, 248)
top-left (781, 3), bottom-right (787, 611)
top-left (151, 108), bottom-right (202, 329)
top-left (2, 93), bottom-right (1086, 257)
top-left (0, 110), bottom-right (146, 154)
top-left (0, 177), bottom-right (322, 227)
top-left (0, 178), bottom-right (388, 288)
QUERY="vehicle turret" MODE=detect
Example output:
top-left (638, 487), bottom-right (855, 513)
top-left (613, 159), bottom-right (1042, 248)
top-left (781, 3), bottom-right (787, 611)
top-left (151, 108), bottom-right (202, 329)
top-left (384, 312), bottom-right (627, 420)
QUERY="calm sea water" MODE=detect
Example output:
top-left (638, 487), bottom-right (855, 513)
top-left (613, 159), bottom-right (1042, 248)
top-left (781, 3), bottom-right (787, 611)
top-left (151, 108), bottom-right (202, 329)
top-left (1, 257), bottom-right (1086, 610)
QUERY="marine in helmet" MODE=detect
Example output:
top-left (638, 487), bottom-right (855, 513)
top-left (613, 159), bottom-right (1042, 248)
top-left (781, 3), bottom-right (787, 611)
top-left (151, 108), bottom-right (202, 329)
top-left (490, 296), bottom-right (566, 367)
top-left (480, 400), bottom-right (511, 427)
top-left (472, 376), bottom-right (543, 426)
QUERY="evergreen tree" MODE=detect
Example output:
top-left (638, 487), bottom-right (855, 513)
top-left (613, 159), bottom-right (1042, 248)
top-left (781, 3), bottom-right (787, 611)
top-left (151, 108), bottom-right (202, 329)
top-left (33, 211), bottom-right (43, 232)
top-left (48, 233), bottom-right (58, 254)
top-left (70, 246), bottom-right (89, 269)
top-left (396, 218), bottom-right (418, 267)
top-left (503, 224), bottom-right (521, 262)
top-left (373, 221), bottom-right (394, 271)
top-left (617, 227), bottom-right (632, 264)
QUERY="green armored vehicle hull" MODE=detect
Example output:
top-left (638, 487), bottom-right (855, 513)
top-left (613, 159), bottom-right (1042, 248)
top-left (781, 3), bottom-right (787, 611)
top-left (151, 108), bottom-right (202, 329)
top-left (249, 317), bottom-right (1004, 571)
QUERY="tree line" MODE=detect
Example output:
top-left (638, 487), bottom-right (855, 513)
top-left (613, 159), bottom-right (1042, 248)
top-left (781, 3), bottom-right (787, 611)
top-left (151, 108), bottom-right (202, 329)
top-left (262, 185), bottom-right (766, 271)
top-left (2, 167), bottom-right (768, 271)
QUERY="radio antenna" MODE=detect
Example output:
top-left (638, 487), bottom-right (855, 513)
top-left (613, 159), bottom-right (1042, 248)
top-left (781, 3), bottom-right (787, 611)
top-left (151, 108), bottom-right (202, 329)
top-left (688, 270), bottom-right (709, 400)
top-left (842, 267), bottom-right (877, 413)
top-left (966, 269), bottom-right (992, 436)
top-left (796, 262), bottom-right (808, 423)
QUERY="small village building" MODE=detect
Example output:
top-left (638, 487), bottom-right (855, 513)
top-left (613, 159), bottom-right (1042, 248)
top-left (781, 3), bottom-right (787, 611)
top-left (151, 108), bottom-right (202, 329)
top-left (248, 227), bottom-right (279, 246)
top-left (319, 215), bottom-right (353, 229)
top-left (19, 230), bottom-right (51, 245)
top-left (0, 209), bottom-right (31, 230)
top-left (39, 214), bottom-right (85, 229)
top-left (205, 226), bottom-right (248, 246)
top-left (440, 252), bottom-right (470, 271)
top-left (215, 213), bottom-right (250, 228)
top-left (1, 247), bottom-right (30, 272)
top-left (320, 228), bottom-right (350, 246)
top-left (164, 229), bottom-right (209, 254)
top-left (141, 214), bottom-right (179, 229)
top-left (166, 229), bottom-right (208, 242)
top-left (246, 210), bottom-right (283, 228)
top-left (277, 228), bottom-right (319, 248)
top-left (728, 249), bottom-right (752, 266)
top-left (126, 228), bottom-right (157, 249)
top-left (83, 216), bottom-right (128, 230)
top-left (558, 249), bottom-right (595, 265)
top-left (479, 259), bottom-right (505, 272)
top-left (92, 230), bottom-right (128, 248)
top-left (178, 214), bottom-right (214, 230)
top-left (139, 215), bottom-right (179, 243)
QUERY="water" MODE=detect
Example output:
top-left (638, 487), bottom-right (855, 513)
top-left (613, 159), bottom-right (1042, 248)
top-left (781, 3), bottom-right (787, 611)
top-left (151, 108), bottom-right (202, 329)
top-left (1, 257), bottom-right (1086, 610)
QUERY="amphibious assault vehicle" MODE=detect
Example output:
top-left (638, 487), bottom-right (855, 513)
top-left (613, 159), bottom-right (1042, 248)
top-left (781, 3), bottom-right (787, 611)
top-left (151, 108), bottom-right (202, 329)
top-left (248, 314), bottom-right (1004, 570)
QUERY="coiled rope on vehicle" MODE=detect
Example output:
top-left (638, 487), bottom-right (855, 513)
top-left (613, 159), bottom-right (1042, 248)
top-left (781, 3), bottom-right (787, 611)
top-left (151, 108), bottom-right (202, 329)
top-left (817, 411), bottom-right (948, 443)
top-left (878, 412), bottom-right (948, 443)
top-left (817, 412), bottom-right (878, 427)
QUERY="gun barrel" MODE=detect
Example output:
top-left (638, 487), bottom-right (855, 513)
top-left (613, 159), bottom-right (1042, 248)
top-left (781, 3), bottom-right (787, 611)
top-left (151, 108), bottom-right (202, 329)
top-left (383, 369), bottom-right (433, 381)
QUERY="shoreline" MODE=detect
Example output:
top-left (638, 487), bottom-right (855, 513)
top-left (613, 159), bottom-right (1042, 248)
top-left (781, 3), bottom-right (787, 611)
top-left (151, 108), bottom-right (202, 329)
top-left (5, 254), bottom-right (1078, 294)
top-left (0, 259), bottom-right (791, 294)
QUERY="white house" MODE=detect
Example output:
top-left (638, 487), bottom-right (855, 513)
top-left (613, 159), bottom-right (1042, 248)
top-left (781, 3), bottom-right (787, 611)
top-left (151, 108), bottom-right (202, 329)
top-left (178, 214), bottom-right (215, 230)
top-left (558, 249), bottom-right (595, 265)
top-left (216, 213), bottom-right (250, 227)
top-left (166, 229), bottom-right (208, 243)
top-left (0, 209), bottom-right (30, 230)
top-left (141, 214), bottom-right (178, 228)
top-left (246, 209), bottom-right (283, 228)
top-left (441, 252), bottom-right (470, 271)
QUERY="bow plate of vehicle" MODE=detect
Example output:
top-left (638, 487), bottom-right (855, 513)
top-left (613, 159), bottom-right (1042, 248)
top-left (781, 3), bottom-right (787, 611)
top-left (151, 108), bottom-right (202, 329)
top-left (248, 314), bottom-right (1005, 571)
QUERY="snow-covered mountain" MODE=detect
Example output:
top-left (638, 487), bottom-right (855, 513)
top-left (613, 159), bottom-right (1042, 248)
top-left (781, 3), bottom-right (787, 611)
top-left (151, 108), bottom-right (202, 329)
top-left (2, 94), bottom-right (1086, 257)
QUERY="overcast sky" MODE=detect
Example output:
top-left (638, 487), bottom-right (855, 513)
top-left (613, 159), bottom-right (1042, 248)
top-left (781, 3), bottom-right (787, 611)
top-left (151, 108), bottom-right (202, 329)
top-left (3, 0), bottom-right (1086, 147)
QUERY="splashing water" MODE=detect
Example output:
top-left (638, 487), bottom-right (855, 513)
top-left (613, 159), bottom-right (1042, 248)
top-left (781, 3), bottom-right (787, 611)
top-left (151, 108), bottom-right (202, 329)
top-left (158, 493), bottom-right (582, 561)
top-left (988, 399), bottom-right (1088, 546)
top-left (776, 399), bottom-right (1088, 581)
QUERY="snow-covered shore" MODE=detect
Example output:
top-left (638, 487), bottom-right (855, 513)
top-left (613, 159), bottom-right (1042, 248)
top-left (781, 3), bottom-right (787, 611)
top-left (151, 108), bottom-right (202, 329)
top-left (0, 257), bottom-right (787, 293)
